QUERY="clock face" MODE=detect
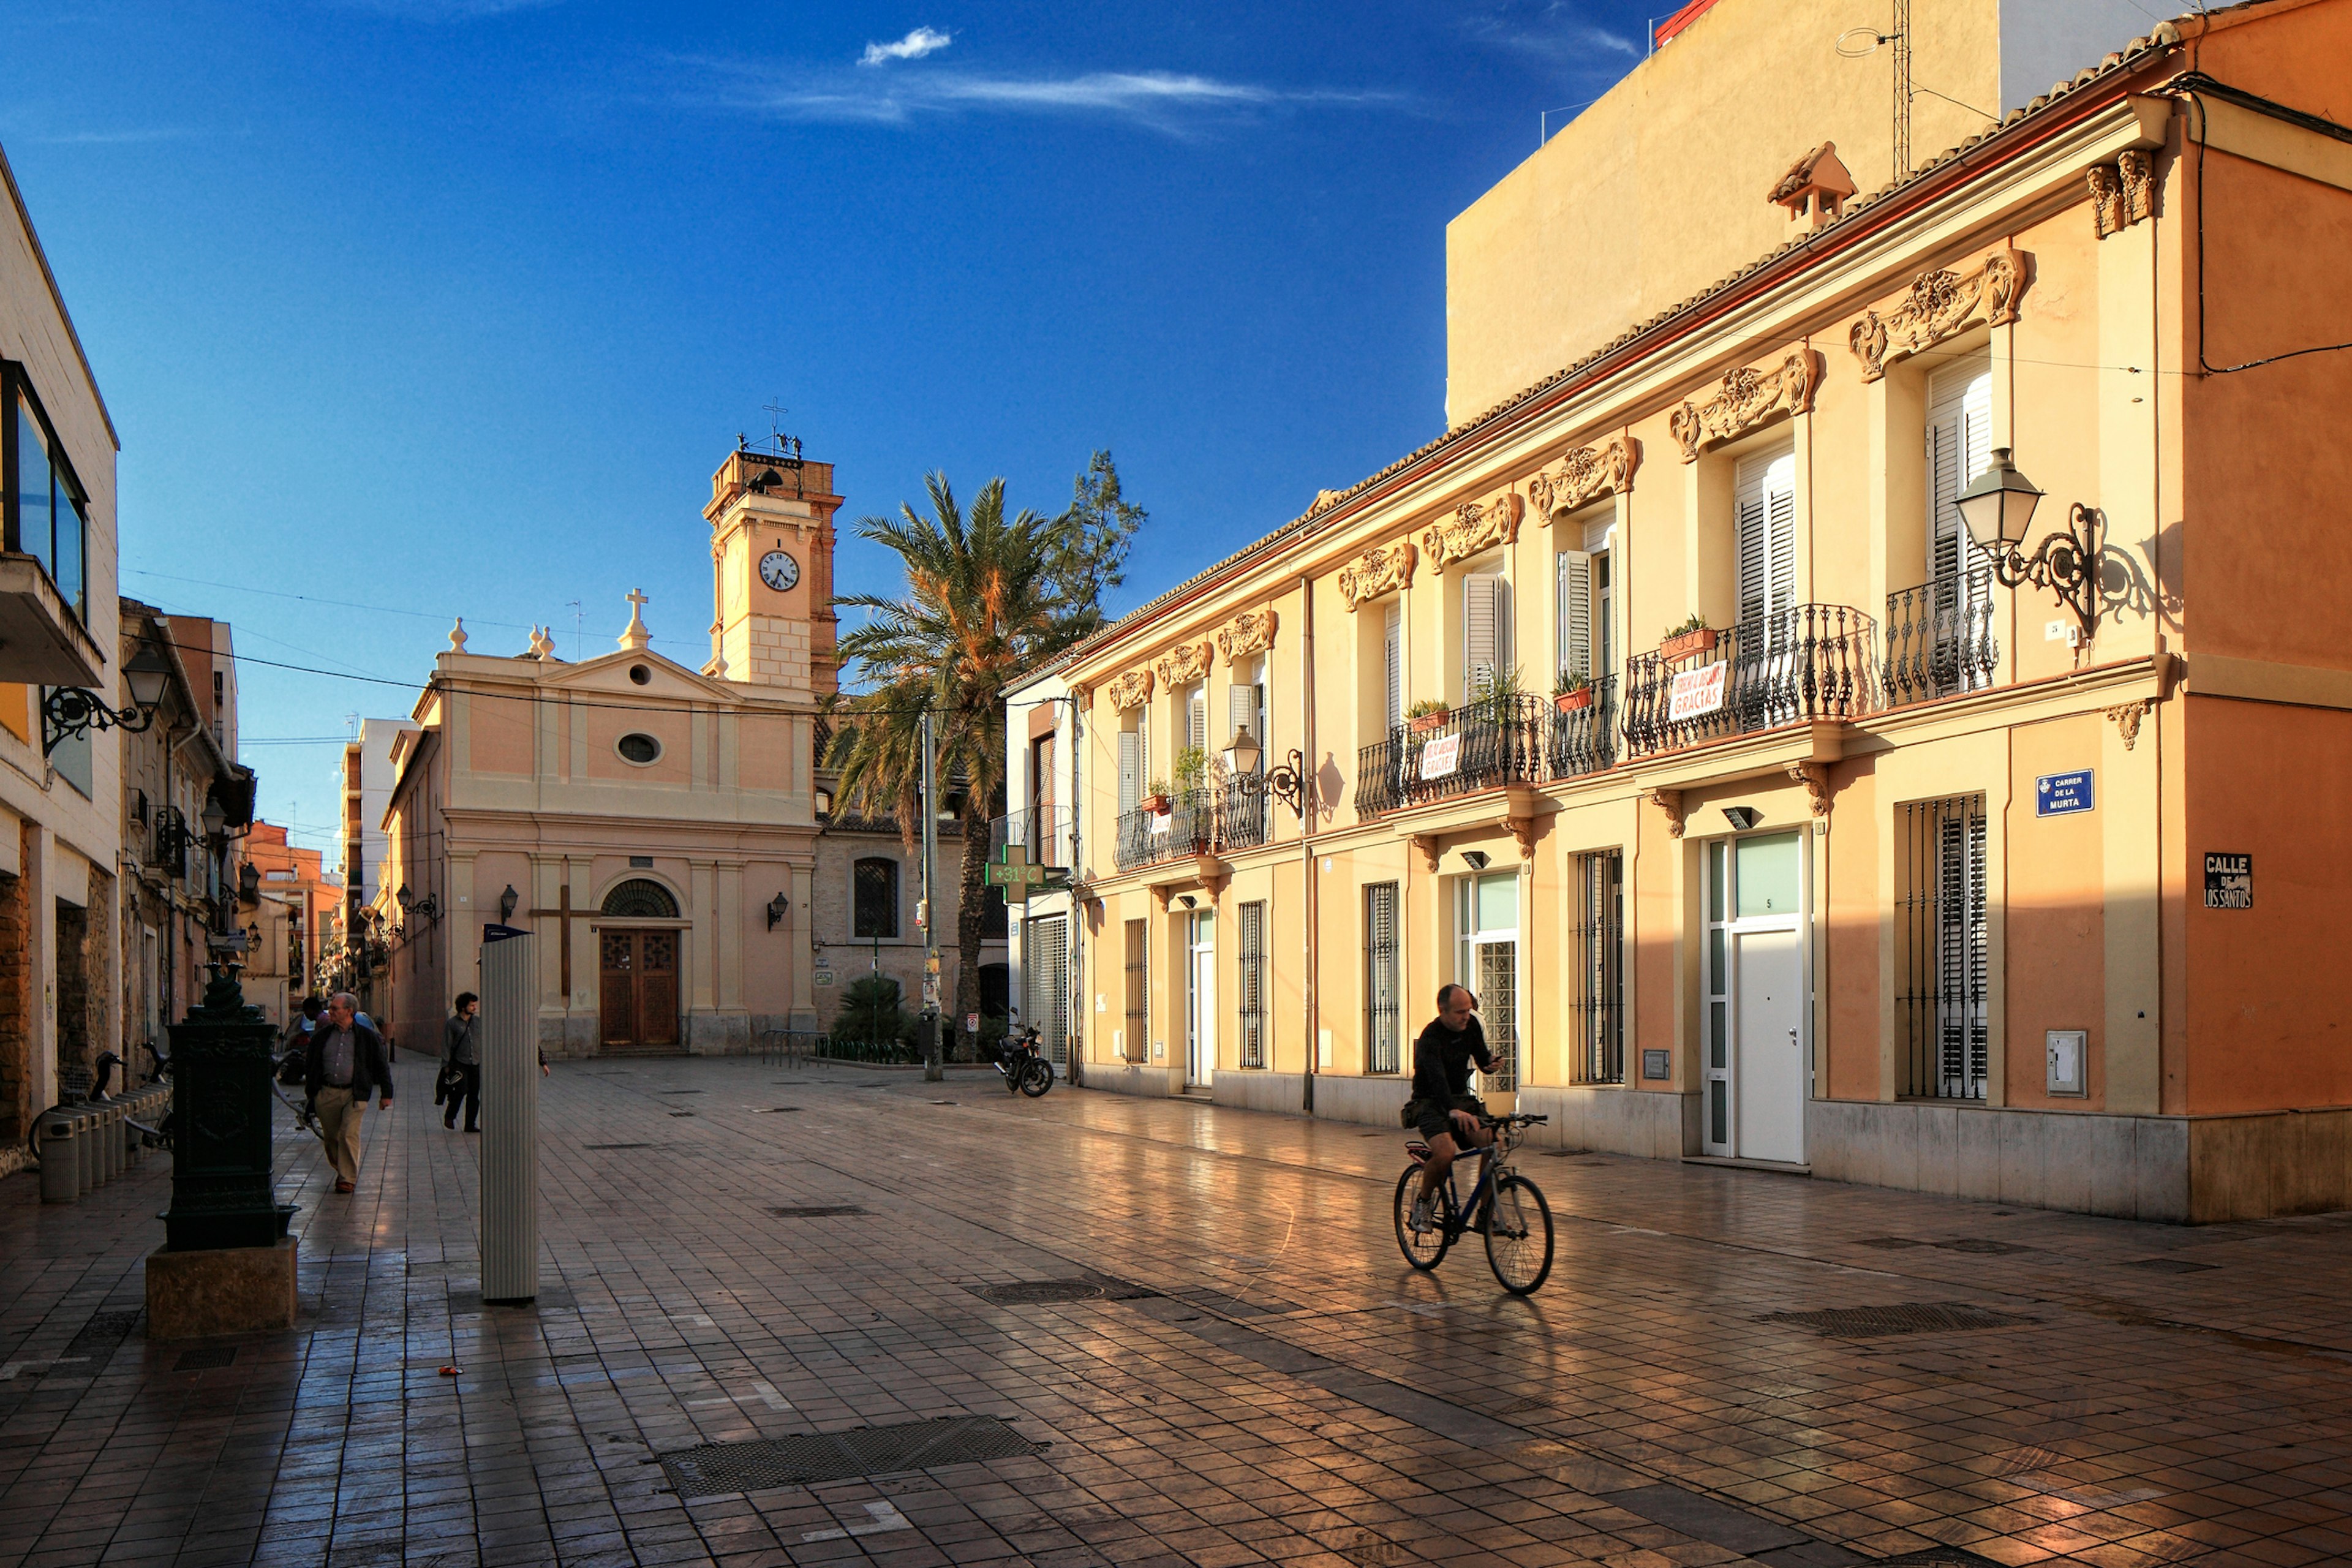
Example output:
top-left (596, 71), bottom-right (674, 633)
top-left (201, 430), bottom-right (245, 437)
top-left (759, 549), bottom-right (801, 592)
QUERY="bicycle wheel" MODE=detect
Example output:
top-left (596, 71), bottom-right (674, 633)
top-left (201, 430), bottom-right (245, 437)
top-left (1393, 1167), bottom-right (1451, 1271)
top-left (1019, 1058), bottom-right (1052, 1097)
top-left (1482, 1175), bottom-right (1554, 1295)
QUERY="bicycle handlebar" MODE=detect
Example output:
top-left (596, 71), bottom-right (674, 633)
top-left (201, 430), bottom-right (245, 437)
top-left (1477, 1113), bottom-right (1550, 1129)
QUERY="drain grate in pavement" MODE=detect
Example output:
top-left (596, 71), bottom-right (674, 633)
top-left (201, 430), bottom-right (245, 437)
top-left (57, 1309), bottom-right (141, 1372)
top-left (751, 1107), bottom-right (801, 1114)
top-left (582, 1142), bottom-right (660, 1150)
top-left (1853, 1236), bottom-right (1927, 1248)
top-left (448, 1286), bottom-right (577, 1312)
top-left (2123, 1256), bottom-right (2217, 1273)
top-left (174, 1345), bottom-right (237, 1372)
top-left (1757, 1302), bottom-right (2038, 1339)
top-left (1869, 1550), bottom-right (2007, 1567)
top-left (1933, 1238), bottom-right (2036, 1256)
top-left (972, 1279), bottom-right (1104, 1305)
top-left (769, 1205), bottom-right (865, 1218)
top-left (668, 1112), bottom-right (696, 1117)
top-left (659, 1090), bottom-right (704, 1095)
top-left (657, 1415), bottom-right (1046, 1496)
top-left (1175, 1286), bottom-right (1301, 1318)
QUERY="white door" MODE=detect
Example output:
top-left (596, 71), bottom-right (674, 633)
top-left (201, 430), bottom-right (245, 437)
top-left (1455, 872), bottom-right (1520, 1095)
top-left (1186, 910), bottom-right (1216, 1088)
top-left (1734, 930), bottom-right (1804, 1163)
top-left (1702, 831), bottom-right (1808, 1161)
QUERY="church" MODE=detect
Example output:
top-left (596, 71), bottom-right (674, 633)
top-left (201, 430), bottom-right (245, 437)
top-left (375, 442), bottom-right (1000, 1057)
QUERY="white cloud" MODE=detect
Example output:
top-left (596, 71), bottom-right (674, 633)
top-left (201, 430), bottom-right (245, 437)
top-left (713, 64), bottom-right (1390, 132)
top-left (860, 26), bottom-right (952, 67)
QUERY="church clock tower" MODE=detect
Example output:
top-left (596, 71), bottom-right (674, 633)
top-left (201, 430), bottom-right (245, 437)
top-left (705, 441), bottom-right (841, 696)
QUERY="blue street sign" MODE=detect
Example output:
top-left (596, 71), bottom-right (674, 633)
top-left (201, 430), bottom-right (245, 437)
top-left (2035, 769), bottom-right (2095, 817)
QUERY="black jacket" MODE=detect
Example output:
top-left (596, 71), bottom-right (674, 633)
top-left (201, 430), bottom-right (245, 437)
top-left (304, 1021), bottom-right (394, 1102)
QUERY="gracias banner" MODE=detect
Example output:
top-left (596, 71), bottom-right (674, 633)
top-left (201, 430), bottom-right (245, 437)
top-left (1668, 663), bottom-right (1727, 722)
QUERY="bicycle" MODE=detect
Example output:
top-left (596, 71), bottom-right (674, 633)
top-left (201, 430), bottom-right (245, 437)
top-left (1392, 1112), bottom-right (1556, 1295)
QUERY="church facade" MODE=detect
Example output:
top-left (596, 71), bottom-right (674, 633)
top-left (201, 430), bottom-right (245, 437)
top-left (377, 445), bottom-right (848, 1056)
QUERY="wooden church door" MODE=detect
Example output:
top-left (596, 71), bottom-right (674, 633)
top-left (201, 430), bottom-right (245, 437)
top-left (598, 929), bottom-right (680, 1049)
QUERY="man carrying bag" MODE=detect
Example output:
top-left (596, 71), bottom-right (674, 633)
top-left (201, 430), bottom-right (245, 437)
top-left (442, 992), bottom-right (481, 1133)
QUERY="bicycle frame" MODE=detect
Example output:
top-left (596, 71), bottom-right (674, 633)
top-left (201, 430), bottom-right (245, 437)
top-left (1419, 1123), bottom-right (1521, 1238)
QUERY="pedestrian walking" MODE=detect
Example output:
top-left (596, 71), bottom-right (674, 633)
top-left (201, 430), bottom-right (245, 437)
top-left (442, 992), bottom-right (481, 1132)
top-left (304, 991), bottom-right (393, 1193)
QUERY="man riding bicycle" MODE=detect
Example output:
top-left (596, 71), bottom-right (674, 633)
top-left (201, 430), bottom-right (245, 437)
top-left (1405, 984), bottom-right (1496, 1233)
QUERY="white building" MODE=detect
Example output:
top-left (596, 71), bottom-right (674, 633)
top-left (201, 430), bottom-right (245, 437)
top-left (336, 716), bottom-right (418, 916)
top-left (1001, 659), bottom-right (1083, 1074)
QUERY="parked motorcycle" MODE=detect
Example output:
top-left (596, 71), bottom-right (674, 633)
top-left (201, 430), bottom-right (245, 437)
top-left (992, 1016), bottom-right (1054, 1098)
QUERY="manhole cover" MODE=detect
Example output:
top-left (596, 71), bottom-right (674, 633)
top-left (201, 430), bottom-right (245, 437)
top-left (2123, 1256), bottom-right (2217, 1273)
top-left (175, 1345), bottom-right (236, 1372)
top-left (584, 1142), bottom-right (660, 1150)
top-left (657, 1415), bottom-right (1046, 1496)
top-left (1934, 1238), bottom-right (2035, 1256)
top-left (770, 1205), bottom-right (865, 1218)
top-left (1757, 1302), bottom-right (2037, 1339)
top-left (973, 1280), bottom-right (1104, 1305)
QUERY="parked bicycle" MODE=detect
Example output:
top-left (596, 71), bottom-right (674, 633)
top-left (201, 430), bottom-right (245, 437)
top-left (992, 1016), bottom-right (1053, 1097)
top-left (1392, 1112), bottom-right (1555, 1294)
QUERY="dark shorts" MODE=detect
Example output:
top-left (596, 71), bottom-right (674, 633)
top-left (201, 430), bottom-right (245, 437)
top-left (1411, 1099), bottom-right (1487, 1147)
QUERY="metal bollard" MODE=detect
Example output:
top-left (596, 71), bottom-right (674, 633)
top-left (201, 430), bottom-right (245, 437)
top-left (74, 1112), bottom-right (94, 1196)
top-left (121, 1102), bottom-right (138, 1168)
top-left (93, 1104), bottom-right (111, 1183)
top-left (104, 1104), bottom-right (123, 1181)
top-left (39, 1114), bottom-right (76, 1203)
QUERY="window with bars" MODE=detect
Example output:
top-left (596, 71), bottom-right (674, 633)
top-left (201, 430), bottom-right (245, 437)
top-left (1573, 850), bottom-right (1625, 1084)
top-left (1237, 900), bottom-right (1267, 1069)
top-left (1123, 918), bottom-right (1149, 1063)
top-left (1898, 795), bottom-right (1989, 1099)
top-left (852, 858), bottom-right (899, 938)
top-left (1365, 882), bottom-right (1402, 1073)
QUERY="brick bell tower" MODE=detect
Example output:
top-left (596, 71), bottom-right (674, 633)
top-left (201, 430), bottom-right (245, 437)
top-left (704, 438), bottom-right (841, 696)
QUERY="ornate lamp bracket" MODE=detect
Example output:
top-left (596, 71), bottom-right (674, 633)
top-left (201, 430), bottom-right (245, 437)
top-left (1987, 502), bottom-right (2101, 643)
top-left (42, 687), bottom-right (157, 757)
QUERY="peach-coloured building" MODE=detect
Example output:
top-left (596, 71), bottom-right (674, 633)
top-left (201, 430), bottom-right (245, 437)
top-left (237, 821), bottom-right (334, 1031)
top-left (1019, 0), bottom-right (2352, 1221)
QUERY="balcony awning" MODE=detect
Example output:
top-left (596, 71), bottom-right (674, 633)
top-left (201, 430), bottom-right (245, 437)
top-left (0, 553), bottom-right (104, 687)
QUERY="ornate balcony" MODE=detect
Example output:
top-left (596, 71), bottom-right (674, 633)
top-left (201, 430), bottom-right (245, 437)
top-left (1621, 604), bottom-right (1877, 758)
top-left (1548, 675), bottom-right (1618, 781)
top-left (1883, 569), bottom-right (1999, 708)
top-left (1355, 694), bottom-right (1550, 818)
top-left (1112, 777), bottom-right (1270, 873)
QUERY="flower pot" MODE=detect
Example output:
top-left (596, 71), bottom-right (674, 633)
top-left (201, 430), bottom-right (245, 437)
top-left (1408, 713), bottom-right (1449, 735)
top-left (1554, 689), bottom-right (1593, 713)
top-left (1660, 627), bottom-right (1717, 661)
top-left (1140, 794), bottom-right (1170, 816)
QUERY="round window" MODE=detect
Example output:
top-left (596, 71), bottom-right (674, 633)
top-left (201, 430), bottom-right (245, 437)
top-left (628, 665), bottom-right (651, 686)
top-left (617, 733), bottom-right (662, 764)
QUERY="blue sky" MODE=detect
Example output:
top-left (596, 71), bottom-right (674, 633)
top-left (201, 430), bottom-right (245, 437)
top-left (6, 0), bottom-right (1656, 853)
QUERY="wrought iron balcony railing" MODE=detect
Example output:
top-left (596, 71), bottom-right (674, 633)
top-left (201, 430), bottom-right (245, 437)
top-left (1621, 604), bottom-right (1877, 757)
top-left (1215, 775), bottom-right (1271, 851)
top-left (1355, 693), bottom-right (1550, 818)
top-left (1548, 674), bottom-right (1618, 782)
top-left (1883, 569), bottom-right (1999, 709)
top-left (1111, 776), bottom-right (1272, 872)
top-left (988, 805), bottom-right (1076, 865)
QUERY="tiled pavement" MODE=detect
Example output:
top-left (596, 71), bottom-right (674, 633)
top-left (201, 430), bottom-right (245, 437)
top-left (7, 1057), bottom-right (2352, 1567)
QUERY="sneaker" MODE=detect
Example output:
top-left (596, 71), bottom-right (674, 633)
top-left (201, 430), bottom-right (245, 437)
top-left (1409, 1194), bottom-right (1434, 1234)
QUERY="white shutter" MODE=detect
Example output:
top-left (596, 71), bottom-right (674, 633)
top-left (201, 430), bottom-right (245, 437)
top-left (1226, 680), bottom-right (1263, 760)
top-left (1117, 729), bottom-right (1140, 815)
top-left (1464, 573), bottom-right (1507, 695)
top-left (1383, 603), bottom-right (1403, 731)
top-left (1735, 446), bottom-right (1796, 625)
top-left (1556, 550), bottom-right (1593, 682)
top-left (1186, 685), bottom-right (1207, 755)
top-left (1928, 356), bottom-right (1994, 580)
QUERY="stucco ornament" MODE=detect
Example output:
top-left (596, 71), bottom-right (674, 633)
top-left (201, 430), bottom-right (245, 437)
top-left (1338, 541), bottom-right (1418, 611)
top-left (2088, 151), bottom-right (2156, 238)
top-left (1847, 249), bottom-right (2029, 383)
top-left (1104, 668), bottom-right (1155, 711)
top-left (1669, 351), bottom-right (1823, 462)
top-left (1214, 608), bottom-right (1280, 662)
top-left (1152, 640), bottom-right (1214, 689)
top-left (1527, 437), bottom-right (1640, 519)
top-left (1422, 492), bottom-right (1525, 570)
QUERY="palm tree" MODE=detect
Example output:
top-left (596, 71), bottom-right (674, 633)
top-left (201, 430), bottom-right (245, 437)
top-left (827, 472), bottom-right (1065, 1061)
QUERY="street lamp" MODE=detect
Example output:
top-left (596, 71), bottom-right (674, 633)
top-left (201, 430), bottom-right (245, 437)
top-left (1219, 724), bottom-right (1311, 821)
top-left (1954, 447), bottom-right (2100, 639)
top-left (499, 884), bottom-right (520, 923)
top-left (766, 892), bottom-right (790, 930)
top-left (42, 643), bottom-right (174, 756)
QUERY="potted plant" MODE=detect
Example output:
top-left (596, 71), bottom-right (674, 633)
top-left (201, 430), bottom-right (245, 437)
top-left (1140, 776), bottom-right (1172, 815)
top-left (1405, 698), bottom-right (1450, 735)
top-left (1660, 612), bottom-right (1716, 661)
top-left (1553, 672), bottom-right (1593, 713)
top-left (1171, 745), bottom-right (1210, 794)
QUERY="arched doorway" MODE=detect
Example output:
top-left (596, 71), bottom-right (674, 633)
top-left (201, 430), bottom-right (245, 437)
top-left (598, 878), bottom-right (680, 1052)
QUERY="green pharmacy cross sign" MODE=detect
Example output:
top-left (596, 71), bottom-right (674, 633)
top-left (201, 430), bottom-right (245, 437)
top-left (986, 843), bottom-right (1068, 905)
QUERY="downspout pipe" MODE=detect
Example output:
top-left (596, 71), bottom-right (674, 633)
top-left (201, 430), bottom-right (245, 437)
top-left (1300, 575), bottom-right (1317, 1117)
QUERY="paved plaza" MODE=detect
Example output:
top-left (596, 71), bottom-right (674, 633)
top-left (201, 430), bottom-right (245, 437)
top-left (6, 1057), bottom-right (2352, 1568)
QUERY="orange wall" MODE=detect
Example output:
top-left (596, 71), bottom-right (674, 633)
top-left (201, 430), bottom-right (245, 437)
top-left (2005, 716), bottom-right (2107, 1107)
top-left (1822, 761), bottom-right (1882, 1102)
top-left (2183, 695), bottom-right (2352, 1113)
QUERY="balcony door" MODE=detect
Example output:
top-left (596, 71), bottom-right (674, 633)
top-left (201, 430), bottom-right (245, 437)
top-left (1455, 872), bottom-right (1520, 1096)
top-left (1735, 445), bottom-right (1799, 723)
top-left (1702, 832), bottom-right (1807, 1164)
top-left (1927, 355), bottom-right (1997, 696)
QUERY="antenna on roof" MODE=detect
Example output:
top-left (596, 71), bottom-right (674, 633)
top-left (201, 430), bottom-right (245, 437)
top-left (1835, 0), bottom-right (1912, 178)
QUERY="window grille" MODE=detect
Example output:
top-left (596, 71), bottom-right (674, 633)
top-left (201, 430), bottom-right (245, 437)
top-left (1898, 795), bottom-right (1988, 1099)
top-left (1573, 850), bottom-right (1625, 1084)
top-left (853, 858), bottom-right (899, 938)
top-left (1123, 918), bottom-right (1148, 1063)
top-left (1237, 901), bottom-right (1267, 1069)
top-left (1365, 882), bottom-right (1401, 1074)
